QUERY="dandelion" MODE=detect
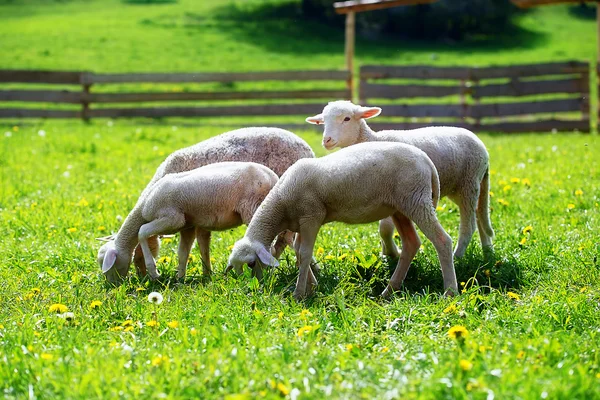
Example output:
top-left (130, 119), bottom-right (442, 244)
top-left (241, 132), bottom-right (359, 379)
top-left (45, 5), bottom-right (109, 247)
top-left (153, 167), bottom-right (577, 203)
top-left (503, 185), bottom-right (512, 192)
top-left (109, 326), bottom-right (124, 332)
top-left (40, 353), bottom-right (53, 361)
top-left (459, 359), bottom-right (473, 371)
top-left (123, 326), bottom-right (134, 332)
top-left (77, 198), bottom-right (89, 207)
top-left (484, 269), bottom-right (491, 277)
top-left (300, 309), bottom-right (312, 319)
top-left (121, 320), bottom-right (134, 327)
top-left (151, 355), bottom-right (169, 367)
top-left (324, 254), bottom-right (335, 260)
top-left (162, 237), bottom-right (173, 244)
top-left (31, 288), bottom-right (41, 295)
top-left (0, 324), bottom-right (4, 329)
top-left (135, 287), bottom-right (146, 292)
top-left (61, 312), bottom-right (75, 323)
top-left (190, 327), bottom-right (198, 336)
top-left (67, 227), bottom-right (77, 233)
top-left (522, 178), bottom-right (531, 186)
top-left (522, 225), bottom-right (533, 235)
top-left (98, 226), bottom-right (106, 232)
top-left (316, 247), bottom-right (324, 256)
top-left (345, 344), bottom-right (354, 351)
top-left (517, 350), bottom-right (525, 359)
top-left (276, 383), bottom-right (290, 396)
top-left (596, 372), bottom-right (600, 379)
top-left (519, 237), bottom-right (527, 246)
top-left (443, 304), bottom-right (457, 314)
top-left (507, 292), bottom-right (520, 301)
top-left (479, 345), bottom-right (492, 353)
top-left (49, 304), bottom-right (68, 313)
top-left (510, 177), bottom-right (520, 184)
top-left (158, 256), bottom-right (171, 264)
top-left (567, 203), bottom-right (575, 210)
top-left (297, 325), bottom-right (314, 337)
top-left (489, 191), bottom-right (494, 197)
top-left (448, 325), bottom-right (469, 340)
top-left (580, 287), bottom-right (588, 293)
top-left (90, 300), bottom-right (102, 309)
top-left (148, 292), bottom-right (164, 305)
top-left (575, 189), bottom-right (583, 196)
top-left (497, 199), bottom-right (509, 207)
top-left (436, 205), bottom-right (444, 211)
top-left (381, 346), bottom-right (390, 353)
top-left (167, 320), bottom-right (179, 329)
top-left (146, 320), bottom-right (159, 328)
top-left (278, 311), bottom-right (284, 319)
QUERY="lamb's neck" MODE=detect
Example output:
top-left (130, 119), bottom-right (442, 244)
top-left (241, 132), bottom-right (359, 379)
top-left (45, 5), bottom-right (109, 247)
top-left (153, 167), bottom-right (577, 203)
top-left (356, 120), bottom-right (377, 143)
top-left (245, 196), bottom-right (287, 248)
top-left (114, 205), bottom-right (146, 256)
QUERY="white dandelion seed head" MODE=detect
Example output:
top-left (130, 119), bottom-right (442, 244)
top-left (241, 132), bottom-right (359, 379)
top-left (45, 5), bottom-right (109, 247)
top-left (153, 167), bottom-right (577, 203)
top-left (38, 130), bottom-right (46, 137)
top-left (61, 312), bottom-right (75, 322)
top-left (148, 292), bottom-right (164, 305)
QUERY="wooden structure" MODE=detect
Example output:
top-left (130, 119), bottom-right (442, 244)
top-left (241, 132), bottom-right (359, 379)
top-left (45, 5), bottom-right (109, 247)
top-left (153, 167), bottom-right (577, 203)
top-left (333, 0), bottom-right (439, 95)
top-left (0, 69), bottom-right (350, 120)
top-left (359, 61), bottom-right (590, 132)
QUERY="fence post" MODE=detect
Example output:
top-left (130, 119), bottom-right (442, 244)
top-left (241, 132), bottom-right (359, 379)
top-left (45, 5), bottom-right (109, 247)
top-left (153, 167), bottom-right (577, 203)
top-left (80, 72), bottom-right (91, 122)
top-left (345, 11), bottom-right (355, 101)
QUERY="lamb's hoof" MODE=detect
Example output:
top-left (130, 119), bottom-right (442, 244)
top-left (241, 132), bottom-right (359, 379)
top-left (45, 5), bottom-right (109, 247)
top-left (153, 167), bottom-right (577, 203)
top-left (310, 261), bottom-right (321, 276)
top-left (380, 285), bottom-right (396, 300)
top-left (148, 272), bottom-right (161, 281)
top-left (293, 283), bottom-right (315, 301)
top-left (444, 287), bottom-right (458, 297)
top-left (382, 249), bottom-right (400, 259)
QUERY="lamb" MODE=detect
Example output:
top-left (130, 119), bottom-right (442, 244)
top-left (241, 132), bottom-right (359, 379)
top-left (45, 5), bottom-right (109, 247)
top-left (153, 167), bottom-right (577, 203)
top-left (227, 142), bottom-right (458, 300)
top-left (99, 127), bottom-right (314, 280)
top-left (99, 162), bottom-right (278, 284)
top-left (306, 100), bottom-right (494, 259)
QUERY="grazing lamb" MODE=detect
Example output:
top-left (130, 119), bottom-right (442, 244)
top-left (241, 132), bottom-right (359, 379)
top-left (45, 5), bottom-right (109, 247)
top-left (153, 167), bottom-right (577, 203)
top-left (99, 162), bottom-right (278, 283)
top-left (306, 100), bottom-right (494, 259)
top-left (227, 142), bottom-right (458, 300)
top-left (100, 127), bottom-right (314, 280)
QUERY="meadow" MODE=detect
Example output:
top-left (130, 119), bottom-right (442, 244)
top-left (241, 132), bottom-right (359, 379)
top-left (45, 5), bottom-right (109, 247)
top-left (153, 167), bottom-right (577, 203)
top-left (1, 0), bottom-right (600, 399)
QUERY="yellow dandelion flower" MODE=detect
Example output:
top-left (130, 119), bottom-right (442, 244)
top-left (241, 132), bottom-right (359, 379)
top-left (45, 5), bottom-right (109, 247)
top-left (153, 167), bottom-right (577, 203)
top-left (167, 320), bottom-right (179, 329)
top-left (135, 287), bottom-right (146, 292)
top-left (49, 304), bottom-right (68, 313)
top-left (443, 304), bottom-right (457, 314)
top-left (338, 253), bottom-right (348, 260)
top-left (77, 198), bottom-right (89, 207)
top-left (522, 178), bottom-right (531, 186)
top-left (158, 256), bottom-right (171, 264)
top-left (24, 293), bottom-right (35, 301)
top-left (0, 324), bottom-right (4, 330)
top-left (90, 300), bottom-right (102, 309)
top-left (484, 269), bottom-right (491, 277)
top-left (503, 185), bottom-right (512, 192)
top-left (578, 244), bottom-right (585, 251)
top-left (300, 309), bottom-right (312, 319)
top-left (109, 326), bottom-right (123, 332)
top-left (567, 204), bottom-right (575, 210)
top-left (67, 227), bottom-right (77, 233)
top-left (276, 383), bottom-right (290, 396)
top-left (227, 244), bottom-right (235, 251)
top-left (510, 178), bottom-right (520, 184)
top-left (40, 353), bottom-right (53, 361)
top-left (345, 344), bottom-right (354, 351)
top-left (381, 346), bottom-right (390, 353)
top-left (190, 327), bottom-right (198, 336)
top-left (448, 325), bottom-right (469, 340)
top-left (517, 350), bottom-right (525, 359)
top-left (123, 326), bottom-right (134, 332)
top-left (499, 179), bottom-right (507, 186)
top-left (146, 320), bottom-right (159, 328)
top-left (479, 345), bottom-right (492, 353)
top-left (324, 254), bottom-right (335, 260)
top-left (278, 311), bottom-right (284, 319)
top-left (121, 320), bottom-right (134, 327)
top-left (466, 381), bottom-right (480, 391)
top-left (489, 191), bottom-right (494, 197)
top-left (162, 237), bottom-right (173, 244)
top-left (12, 125), bottom-right (19, 132)
top-left (575, 189), bottom-right (583, 196)
top-left (436, 205), bottom-right (444, 212)
top-left (316, 247), bottom-right (324, 256)
top-left (297, 325), bottom-right (313, 337)
top-left (519, 237), bottom-right (527, 245)
top-left (522, 225), bottom-right (533, 235)
top-left (580, 287), bottom-right (588, 293)
top-left (497, 199), bottom-right (509, 207)
top-left (507, 292), bottom-right (520, 301)
top-left (31, 288), bottom-right (41, 295)
top-left (151, 355), bottom-right (169, 367)
top-left (596, 372), bottom-right (600, 378)
top-left (98, 226), bottom-right (106, 232)
top-left (459, 359), bottom-right (473, 371)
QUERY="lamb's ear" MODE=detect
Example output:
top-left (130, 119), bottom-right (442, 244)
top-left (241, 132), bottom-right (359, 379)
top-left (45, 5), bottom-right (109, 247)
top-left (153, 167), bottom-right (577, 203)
top-left (102, 247), bottom-right (118, 273)
top-left (306, 114), bottom-right (324, 125)
top-left (257, 245), bottom-right (279, 267)
top-left (356, 106), bottom-right (381, 120)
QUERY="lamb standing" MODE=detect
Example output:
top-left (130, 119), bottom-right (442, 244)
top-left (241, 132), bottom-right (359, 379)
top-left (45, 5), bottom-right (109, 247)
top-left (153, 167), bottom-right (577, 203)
top-left (99, 162), bottom-right (278, 283)
top-left (99, 127), bottom-right (314, 280)
top-left (227, 142), bottom-right (457, 300)
top-left (306, 100), bottom-right (494, 259)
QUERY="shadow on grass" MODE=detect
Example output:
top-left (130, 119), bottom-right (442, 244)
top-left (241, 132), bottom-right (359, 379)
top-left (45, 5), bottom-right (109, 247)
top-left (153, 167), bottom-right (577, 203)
top-left (568, 4), bottom-right (597, 20)
top-left (198, 1), bottom-right (548, 59)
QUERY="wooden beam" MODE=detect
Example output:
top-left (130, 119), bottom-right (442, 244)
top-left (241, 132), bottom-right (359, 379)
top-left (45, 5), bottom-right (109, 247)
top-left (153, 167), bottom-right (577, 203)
top-left (334, 0), bottom-right (438, 15)
top-left (511, 0), bottom-right (599, 9)
top-left (345, 11), bottom-right (356, 97)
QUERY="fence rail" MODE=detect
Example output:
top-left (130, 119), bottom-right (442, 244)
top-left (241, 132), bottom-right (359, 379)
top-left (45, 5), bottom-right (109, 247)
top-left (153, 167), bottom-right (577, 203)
top-left (0, 69), bottom-right (351, 121)
top-left (359, 60), bottom-right (591, 133)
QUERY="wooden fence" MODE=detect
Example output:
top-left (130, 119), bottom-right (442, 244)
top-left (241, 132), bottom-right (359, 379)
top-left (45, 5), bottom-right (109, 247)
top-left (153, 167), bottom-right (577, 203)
top-left (0, 70), bottom-right (351, 120)
top-left (359, 60), bottom-right (591, 133)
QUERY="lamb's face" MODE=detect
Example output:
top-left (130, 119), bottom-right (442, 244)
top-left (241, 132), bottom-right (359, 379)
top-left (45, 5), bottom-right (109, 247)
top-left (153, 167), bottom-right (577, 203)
top-left (98, 242), bottom-right (130, 284)
top-left (306, 101), bottom-right (381, 150)
top-left (227, 237), bottom-right (279, 277)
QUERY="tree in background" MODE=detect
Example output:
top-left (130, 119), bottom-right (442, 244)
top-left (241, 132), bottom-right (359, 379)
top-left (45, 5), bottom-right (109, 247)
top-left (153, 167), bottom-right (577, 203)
top-left (301, 0), bottom-right (519, 40)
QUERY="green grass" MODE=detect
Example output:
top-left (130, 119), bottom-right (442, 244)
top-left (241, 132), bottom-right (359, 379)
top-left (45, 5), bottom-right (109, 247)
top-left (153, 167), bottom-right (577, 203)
top-left (1, 0), bottom-right (600, 398)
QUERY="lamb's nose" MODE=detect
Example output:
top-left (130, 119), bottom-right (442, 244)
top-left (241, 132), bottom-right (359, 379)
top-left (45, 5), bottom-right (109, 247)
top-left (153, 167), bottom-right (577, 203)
top-left (323, 137), bottom-right (332, 145)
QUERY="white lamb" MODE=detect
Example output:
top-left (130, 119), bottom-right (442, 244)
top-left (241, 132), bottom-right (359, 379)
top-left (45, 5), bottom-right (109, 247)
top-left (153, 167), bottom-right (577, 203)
top-left (98, 162), bottom-right (278, 283)
top-left (227, 142), bottom-right (458, 300)
top-left (306, 100), bottom-right (494, 259)
top-left (99, 127), bottom-right (314, 279)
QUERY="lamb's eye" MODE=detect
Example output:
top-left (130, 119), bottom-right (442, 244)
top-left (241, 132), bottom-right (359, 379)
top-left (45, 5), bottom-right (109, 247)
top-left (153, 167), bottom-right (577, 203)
top-left (343, 117), bottom-right (351, 122)
top-left (248, 261), bottom-right (256, 269)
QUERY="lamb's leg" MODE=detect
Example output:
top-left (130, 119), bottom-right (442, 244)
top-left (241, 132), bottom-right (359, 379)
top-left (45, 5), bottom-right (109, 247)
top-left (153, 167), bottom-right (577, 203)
top-left (138, 213), bottom-right (185, 280)
top-left (411, 210), bottom-right (457, 295)
top-left (293, 224), bottom-right (320, 300)
top-left (292, 232), bottom-right (321, 276)
top-left (381, 213), bottom-right (421, 298)
top-left (133, 236), bottom-right (160, 277)
top-left (176, 227), bottom-right (195, 280)
top-left (195, 228), bottom-right (212, 276)
top-left (452, 188), bottom-right (478, 259)
top-left (379, 217), bottom-right (400, 258)
top-left (476, 170), bottom-right (495, 260)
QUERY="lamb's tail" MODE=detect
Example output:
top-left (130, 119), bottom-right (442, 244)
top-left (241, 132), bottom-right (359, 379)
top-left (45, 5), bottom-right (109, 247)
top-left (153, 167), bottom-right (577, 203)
top-left (477, 167), bottom-right (495, 239)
